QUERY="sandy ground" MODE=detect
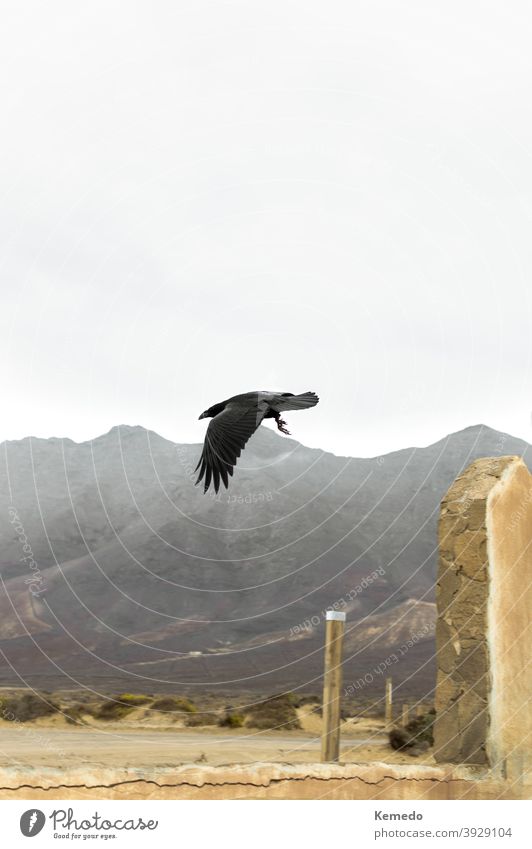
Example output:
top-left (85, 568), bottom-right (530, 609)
top-left (0, 711), bottom-right (435, 768)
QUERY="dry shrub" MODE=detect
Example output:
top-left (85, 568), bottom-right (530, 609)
top-left (245, 694), bottom-right (301, 731)
top-left (289, 694), bottom-right (320, 708)
top-left (219, 712), bottom-right (245, 728)
top-left (150, 696), bottom-right (197, 715)
top-left (95, 693), bottom-right (151, 721)
top-left (63, 704), bottom-right (91, 725)
top-left (116, 693), bottom-right (152, 706)
top-left (389, 710), bottom-right (435, 756)
top-left (95, 702), bottom-right (133, 721)
top-left (0, 692), bottom-right (59, 722)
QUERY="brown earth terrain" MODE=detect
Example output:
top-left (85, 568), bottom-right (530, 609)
top-left (0, 689), bottom-right (434, 769)
top-left (1, 424), bottom-right (529, 698)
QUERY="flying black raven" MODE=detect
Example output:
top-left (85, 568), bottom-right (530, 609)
top-left (195, 391), bottom-right (319, 493)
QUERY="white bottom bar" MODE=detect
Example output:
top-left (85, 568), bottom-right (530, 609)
top-left (1, 799), bottom-right (529, 848)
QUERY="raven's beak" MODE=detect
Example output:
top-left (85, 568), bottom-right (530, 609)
top-left (198, 412), bottom-right (206, 420)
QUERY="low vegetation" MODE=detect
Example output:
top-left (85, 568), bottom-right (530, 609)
top-left (219, 712), bottom-right (245, 728)
top-left (0, 689), bottom-right (327, 732)
top-left (0, 691), bottom-right (59, 722)
top-left (389, 709), bottom-right (435, 756)
top-left (117, 693), bottom-right (153, 705)
top-left (245, 693), bottom-right (302, 730)
top-left (63, 703), bottom-right (94, 724)
top-left (150, 696), bottom-right (197, 714)
top-left (94, 693), bottom-right (152, 721)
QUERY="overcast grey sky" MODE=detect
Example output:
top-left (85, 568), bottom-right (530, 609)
top-left (1, 1), bottom-right (531, 457)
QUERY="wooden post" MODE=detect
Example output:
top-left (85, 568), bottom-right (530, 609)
top-left (416, 703), bottom-right (424, 717)
top-left (401, 703), bottom-right (409, 727)
top-left (320, 611), bottom-right (346, 763)
top-left (384, 677), bottom-right (393, 729)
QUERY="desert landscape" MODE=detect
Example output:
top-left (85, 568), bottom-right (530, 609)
top-left (0, 687), bottom-right (435, 773)
top-left (0, 423), bottom-right (527, 793)
top-left (1, 422), bottom-right (526, 700)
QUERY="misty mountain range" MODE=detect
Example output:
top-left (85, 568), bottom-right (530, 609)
top-left (0, 423), bottom-right (529, 698)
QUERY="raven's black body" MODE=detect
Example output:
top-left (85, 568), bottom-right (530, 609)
top-left (195, 390), bottom-right (319, 493)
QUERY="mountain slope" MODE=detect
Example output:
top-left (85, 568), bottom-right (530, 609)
top-left (0, 423), bottom-right (529, 696)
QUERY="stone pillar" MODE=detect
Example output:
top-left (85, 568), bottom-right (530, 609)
top-left (434, 456), bottom-right (532, 775)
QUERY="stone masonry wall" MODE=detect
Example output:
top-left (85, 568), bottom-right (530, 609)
top-left (434, 455), bottom-right (532, 775)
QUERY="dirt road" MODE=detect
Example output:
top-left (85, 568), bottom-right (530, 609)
top-left (0, 725), bottom-right (391, 768)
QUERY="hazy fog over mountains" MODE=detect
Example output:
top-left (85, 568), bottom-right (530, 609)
top-left (0, 423), bottom-right (529, 697)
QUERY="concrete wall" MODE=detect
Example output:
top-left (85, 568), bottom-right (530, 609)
top-left (434, 456), bottom-right (532, 776)
top-left (486, 458), bottom-right (532, 778)
top-left (0, 762), bottom-right (528, 800)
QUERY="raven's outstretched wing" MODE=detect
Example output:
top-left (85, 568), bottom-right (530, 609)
top-left (274, 391), bottom-right (319, 411)
top-left (195, 400), bottom-right (266, 493)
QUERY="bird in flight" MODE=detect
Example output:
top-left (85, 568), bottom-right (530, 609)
top-left (195, 391), bottom-right (319, 493)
